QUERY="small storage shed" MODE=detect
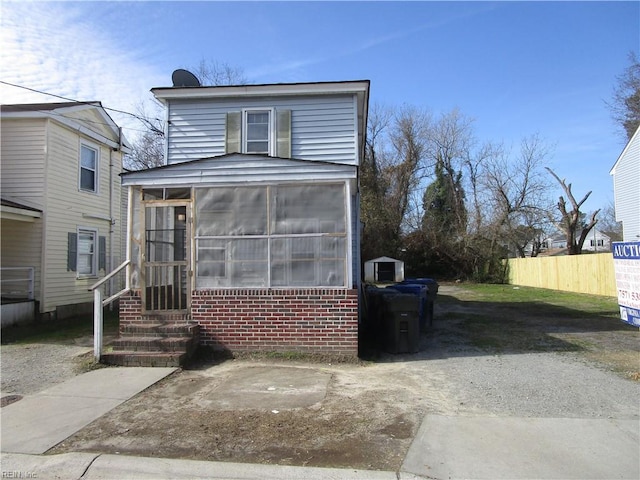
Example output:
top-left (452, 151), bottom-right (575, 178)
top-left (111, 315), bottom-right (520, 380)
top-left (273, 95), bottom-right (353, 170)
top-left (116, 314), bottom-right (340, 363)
top-left (364, 256), bottom-right (404, 283)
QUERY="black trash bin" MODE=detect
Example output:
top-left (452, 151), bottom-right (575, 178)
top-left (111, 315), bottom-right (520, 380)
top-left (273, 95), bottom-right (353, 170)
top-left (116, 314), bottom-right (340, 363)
top-left (388, 283), bottom-right (428, 331)
top-left (401, 278), bottom-right (439, 327)
top-left (383, 293), bottom-right (420, 354)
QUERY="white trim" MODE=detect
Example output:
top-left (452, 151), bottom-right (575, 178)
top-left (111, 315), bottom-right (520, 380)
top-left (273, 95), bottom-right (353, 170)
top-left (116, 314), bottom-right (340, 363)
top-left (242, 108), bottom-right (275, 156)
top-left (79, 140), bottom-right (100, 194)
top-left (1, 104), bottom-right (129, 152)
top-left (610, 125), bottom-right (640, 175)
top-left (0, 206), bottom-right (41, 221)
top-left (77, 226), bottom-right (99, 278)
top-left (345, 180), bottom-right (353, 289)
top-left (152, 81), bottom-right (370, 102)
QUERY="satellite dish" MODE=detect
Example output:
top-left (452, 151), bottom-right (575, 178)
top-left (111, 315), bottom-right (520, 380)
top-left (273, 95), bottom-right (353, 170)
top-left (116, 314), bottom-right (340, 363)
top-left (172, 69), bottom-right (201, 87)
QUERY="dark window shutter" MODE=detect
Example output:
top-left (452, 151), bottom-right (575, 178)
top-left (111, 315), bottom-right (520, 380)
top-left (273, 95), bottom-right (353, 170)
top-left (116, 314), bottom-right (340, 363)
top-left (276, 109), bottom-right (291, 158)
top-left (67, 232), bottom-right (77, 271)
top-left (226, 112), bottom-right (241, 154)
top-left (99, 236), bottom-right (106, 270)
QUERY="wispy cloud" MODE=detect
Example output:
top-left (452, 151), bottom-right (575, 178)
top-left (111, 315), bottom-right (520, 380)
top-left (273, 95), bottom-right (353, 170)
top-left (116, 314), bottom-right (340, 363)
top-left (0, 2), bottom-right (165, 137)
top-left (247, 2), bottom-right (499, 80)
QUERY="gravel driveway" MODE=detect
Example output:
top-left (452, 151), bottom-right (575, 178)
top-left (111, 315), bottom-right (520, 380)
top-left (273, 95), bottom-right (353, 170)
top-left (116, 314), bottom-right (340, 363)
top-left (1, 340), bottom-right (92, 398)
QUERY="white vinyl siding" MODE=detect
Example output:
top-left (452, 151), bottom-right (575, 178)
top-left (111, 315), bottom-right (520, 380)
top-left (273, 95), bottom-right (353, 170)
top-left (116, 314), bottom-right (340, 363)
top-left (612, 129), bottom-right (640, 242)
top-left (0, 119), bottom-right (47, 205)
top-left (166, 95), bottom-right (358, 165)
top-left (42, 122), bottom-right (122, 312)
top-left (1, 107), bottom-right (125, 315)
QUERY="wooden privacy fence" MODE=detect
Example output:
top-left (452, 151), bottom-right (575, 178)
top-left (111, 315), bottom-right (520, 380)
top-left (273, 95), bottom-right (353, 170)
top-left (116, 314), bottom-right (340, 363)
top-left (506, 253), bottom-right (617, 297)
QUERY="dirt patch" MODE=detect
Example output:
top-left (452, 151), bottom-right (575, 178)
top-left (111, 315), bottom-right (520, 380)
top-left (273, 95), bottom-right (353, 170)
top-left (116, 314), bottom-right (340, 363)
top-left (48, 284), bottom-right (639, 470)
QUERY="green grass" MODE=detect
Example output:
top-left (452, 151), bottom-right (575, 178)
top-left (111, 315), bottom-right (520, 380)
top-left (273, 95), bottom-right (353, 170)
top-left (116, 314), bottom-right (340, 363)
top-left (1, 310), bottom-right (119, 345)
top-left (448, 283), bottom-right (620, 317)
top-left (437, 283), bottom-right (629, 356)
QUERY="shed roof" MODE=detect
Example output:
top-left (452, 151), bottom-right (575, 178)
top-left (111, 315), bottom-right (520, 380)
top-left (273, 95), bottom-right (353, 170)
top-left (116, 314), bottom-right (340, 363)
top-left (365, 256), bottom-right (403, 264)
top-left (121, 153), bottom-right (357, 187)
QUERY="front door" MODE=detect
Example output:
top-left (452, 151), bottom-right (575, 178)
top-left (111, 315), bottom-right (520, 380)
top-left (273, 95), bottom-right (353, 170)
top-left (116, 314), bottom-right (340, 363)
top-left (142, 203), bottom-right (190, 312)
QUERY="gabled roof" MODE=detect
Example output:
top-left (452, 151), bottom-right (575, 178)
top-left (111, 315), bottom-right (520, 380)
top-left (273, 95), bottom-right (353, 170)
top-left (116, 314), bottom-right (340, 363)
top-left (365, 256), bottom-right (403, 264)
top-left (1, 101), bottom-right (130, 153)
top-left (610, 125), bottom-right (639, 175)
top-left (121, 153), bottom-right (357, 187)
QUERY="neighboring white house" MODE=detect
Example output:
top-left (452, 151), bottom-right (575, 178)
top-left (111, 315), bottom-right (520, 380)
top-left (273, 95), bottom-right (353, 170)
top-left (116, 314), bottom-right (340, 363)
top-left (581, 229), bottom-right (620, 252)
top-left (116, 79), bottom-right (370, 359)
top-left (1, 102), bottom-right (129, 324)
top-left (610, 126), bottom-right (640, 242)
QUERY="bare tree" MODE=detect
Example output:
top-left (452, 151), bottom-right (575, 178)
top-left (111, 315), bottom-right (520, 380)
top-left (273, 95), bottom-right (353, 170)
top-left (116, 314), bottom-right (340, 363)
top-left (362, 105), bottom-right (430, 260)
top-left (608, 51), bottom-right (640, 140)
top-left (597, 201), bottom-right (623, 236)
top-left (546, 168), bottom-right (600, 254)
top-left (194, 59), bottom-right (247, 86)
top-left (481, 135), bottom-right (554, 257)
top-left (125, 61), bottom-right (247, 171)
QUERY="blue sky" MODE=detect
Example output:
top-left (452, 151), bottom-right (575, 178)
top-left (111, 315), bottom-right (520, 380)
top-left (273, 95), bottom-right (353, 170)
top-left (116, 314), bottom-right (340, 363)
top-left (1, 1), bottom-right (638, 211)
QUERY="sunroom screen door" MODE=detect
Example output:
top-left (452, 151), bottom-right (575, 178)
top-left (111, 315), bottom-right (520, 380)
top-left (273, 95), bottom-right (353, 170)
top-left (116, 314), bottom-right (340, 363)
top-left (142, 203), bottom-right (190, 312)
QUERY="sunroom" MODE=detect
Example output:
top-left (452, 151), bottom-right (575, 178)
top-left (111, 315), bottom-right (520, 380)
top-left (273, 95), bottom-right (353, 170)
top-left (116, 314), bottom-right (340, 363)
top-left (120, 153), bottom-right (360, 355)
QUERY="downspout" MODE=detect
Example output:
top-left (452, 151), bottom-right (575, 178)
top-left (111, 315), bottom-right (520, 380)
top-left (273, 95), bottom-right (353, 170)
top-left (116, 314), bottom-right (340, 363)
top-left (109, 148), bottom-right (114, 303)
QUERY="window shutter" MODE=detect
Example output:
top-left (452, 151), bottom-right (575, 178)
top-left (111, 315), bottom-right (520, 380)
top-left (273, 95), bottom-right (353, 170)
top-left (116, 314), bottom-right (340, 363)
top-left (67, 232), bottom-right (77, 271)
top-left (276, 109), bottom-right (291, 158)
top-left (99, 236), bottom-right (106, 270)
top-left (226, 112), bottom-right (241, 154)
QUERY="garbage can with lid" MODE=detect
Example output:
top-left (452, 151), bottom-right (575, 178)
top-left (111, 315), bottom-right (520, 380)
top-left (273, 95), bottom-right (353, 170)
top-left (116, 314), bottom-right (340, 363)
top-left (401, 278), bottom-right (439, 327)
top-left (387, 283), bottom-right (428, 331)
top-left (383, 293), bottom-right (420, 354)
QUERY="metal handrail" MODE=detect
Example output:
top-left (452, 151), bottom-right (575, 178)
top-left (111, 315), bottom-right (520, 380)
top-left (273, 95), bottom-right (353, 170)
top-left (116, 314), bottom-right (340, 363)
top-left (89, 259), bottom-right (131, 362)
top-left (89, 259), bottom-right (131, 292)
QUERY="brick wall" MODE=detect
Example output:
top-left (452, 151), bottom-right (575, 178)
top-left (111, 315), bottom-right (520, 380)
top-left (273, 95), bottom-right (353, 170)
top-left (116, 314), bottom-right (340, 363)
top-left (191, 288), bottom-right (359, 356)
top-left (119, 288), bottom-right (359, 356)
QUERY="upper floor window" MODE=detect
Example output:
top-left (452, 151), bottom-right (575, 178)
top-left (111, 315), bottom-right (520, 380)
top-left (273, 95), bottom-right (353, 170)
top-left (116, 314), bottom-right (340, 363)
top-left (243, 110), bottom-right (272, 154)
top-left (80, 142), bottom-right (99, 193)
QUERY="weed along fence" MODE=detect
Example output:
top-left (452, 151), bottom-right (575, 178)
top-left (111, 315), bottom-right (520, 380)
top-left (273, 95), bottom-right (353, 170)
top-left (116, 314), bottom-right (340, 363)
top-left (506, 253), bottom-right (616, 297)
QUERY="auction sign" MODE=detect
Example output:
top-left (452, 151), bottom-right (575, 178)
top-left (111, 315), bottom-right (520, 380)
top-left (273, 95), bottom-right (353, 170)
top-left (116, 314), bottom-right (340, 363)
top-left (612, 241), bottom-right (640, 327)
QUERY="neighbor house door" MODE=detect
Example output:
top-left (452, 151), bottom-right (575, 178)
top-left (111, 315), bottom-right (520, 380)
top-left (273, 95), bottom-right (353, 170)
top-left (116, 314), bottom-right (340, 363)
top-left (142, 203), bottom-right (190, 312)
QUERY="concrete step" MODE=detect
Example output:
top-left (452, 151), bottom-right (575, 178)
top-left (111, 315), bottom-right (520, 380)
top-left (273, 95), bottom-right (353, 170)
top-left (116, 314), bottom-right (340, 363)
top-left (101, 351), bottom-right (188, 367)
top-left (119, 323), bottom-right (200, 338)
top-left (110, 336), bottom-right (196, 353)
top-left (103, 322), bottom-right (200, 367)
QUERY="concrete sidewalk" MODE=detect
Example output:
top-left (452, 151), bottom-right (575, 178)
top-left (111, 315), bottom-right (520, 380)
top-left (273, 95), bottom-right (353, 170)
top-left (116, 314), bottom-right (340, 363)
top-left (402, 414), bottom-right (640, 480)
top-left (1, 367), bottom-right (177, 454)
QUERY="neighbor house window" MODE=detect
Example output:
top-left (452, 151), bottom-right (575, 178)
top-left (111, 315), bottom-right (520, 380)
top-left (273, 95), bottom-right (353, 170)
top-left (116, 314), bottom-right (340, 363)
top-left (77, 228), bottom-right (98, 276)
top-left (194, 184), bottom-right (346, 288)
top-left (79, 143), bottom-right (98, 192)
top-left (243, 110), bottom-right (273, 154)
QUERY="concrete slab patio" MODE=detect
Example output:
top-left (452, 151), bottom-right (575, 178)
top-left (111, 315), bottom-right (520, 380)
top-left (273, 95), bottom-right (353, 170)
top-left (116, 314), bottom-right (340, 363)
top-left (1, 367), bottom-right (177, 454)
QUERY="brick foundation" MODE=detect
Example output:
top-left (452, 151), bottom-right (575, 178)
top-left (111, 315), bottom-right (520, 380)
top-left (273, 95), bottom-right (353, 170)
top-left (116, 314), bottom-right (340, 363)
top-left (120, 289), bottom-right (359, 356)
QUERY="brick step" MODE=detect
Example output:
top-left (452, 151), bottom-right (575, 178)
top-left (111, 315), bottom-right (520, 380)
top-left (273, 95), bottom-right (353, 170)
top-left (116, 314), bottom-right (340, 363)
top-left (101, 351), bottom-right (188, 367)
top-left (110, 336), bottom-right (197, 353)
top-left (119, 323), bottom-right (200, 338)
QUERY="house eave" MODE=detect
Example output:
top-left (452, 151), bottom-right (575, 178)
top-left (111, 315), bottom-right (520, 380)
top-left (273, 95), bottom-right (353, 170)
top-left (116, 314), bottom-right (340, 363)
top-left (151, 80), bottom-right (370, 102)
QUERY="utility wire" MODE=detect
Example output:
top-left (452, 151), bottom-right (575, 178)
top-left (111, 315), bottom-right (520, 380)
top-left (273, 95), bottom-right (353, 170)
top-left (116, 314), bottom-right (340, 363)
top-left (0, 80), bottom-right (164, 127)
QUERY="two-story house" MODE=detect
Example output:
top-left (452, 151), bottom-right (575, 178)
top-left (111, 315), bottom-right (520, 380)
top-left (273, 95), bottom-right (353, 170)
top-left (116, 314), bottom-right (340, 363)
top-left (111, 79), bottom-right (370, 364)
top-left (1, 102), bottom-right (129, 325)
